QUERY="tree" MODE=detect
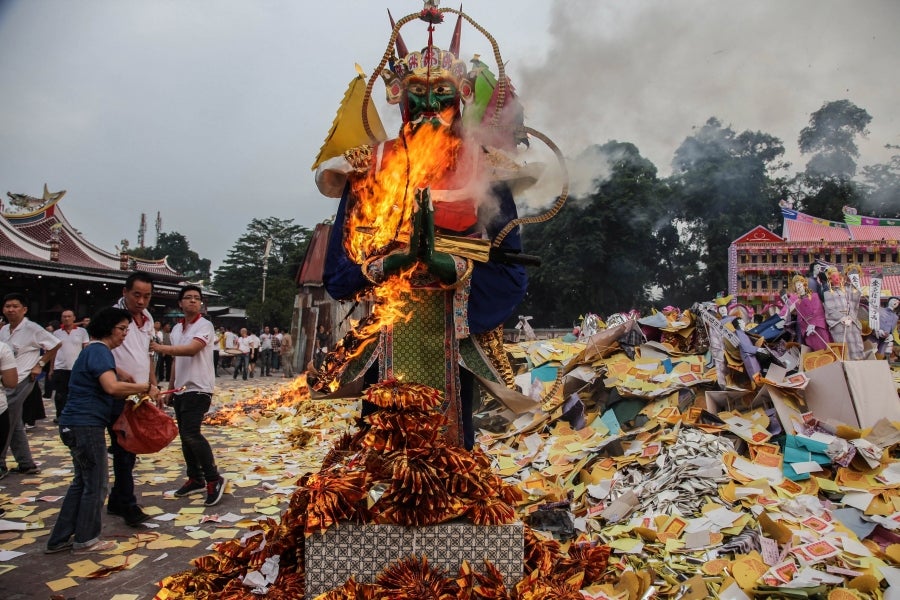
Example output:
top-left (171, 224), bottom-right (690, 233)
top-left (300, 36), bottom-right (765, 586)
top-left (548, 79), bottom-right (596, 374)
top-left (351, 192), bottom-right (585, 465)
top-left (797, 99), bottom-right (872, 219)
top-left (520, 141), bottom-right (667, 325)
top-left (127, 231), bottom-right (211, 281)
top-left (859, 147), bottom-right (900, 217)
top-left (667, 118), bottom-right (786, 301)
top-left (212, 217), bottom-right (312, 327)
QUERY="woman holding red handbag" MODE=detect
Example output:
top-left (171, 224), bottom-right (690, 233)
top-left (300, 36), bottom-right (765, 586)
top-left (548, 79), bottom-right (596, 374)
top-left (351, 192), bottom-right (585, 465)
top-left (45, 307), bottom-right (159, 554)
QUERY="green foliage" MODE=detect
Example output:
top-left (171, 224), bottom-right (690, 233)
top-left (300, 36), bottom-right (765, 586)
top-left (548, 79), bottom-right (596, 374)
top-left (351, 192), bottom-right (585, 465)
top-left (859, 149), bottom-right (900, 217)
top-left (212, 217), bottom-right (312, 327)
top-left (799, 99), bottom-right (872, 178)
top-left (127, 231), bottom-right (211, 281)
top-left (667, 118), bottom-right (785, 300)
top-left (796, 100), bottom-right (872, 219)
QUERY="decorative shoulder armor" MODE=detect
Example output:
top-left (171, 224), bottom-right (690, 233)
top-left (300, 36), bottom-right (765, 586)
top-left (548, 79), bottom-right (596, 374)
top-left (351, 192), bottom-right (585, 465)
top-left (343, 145), bottom-right (373, 173)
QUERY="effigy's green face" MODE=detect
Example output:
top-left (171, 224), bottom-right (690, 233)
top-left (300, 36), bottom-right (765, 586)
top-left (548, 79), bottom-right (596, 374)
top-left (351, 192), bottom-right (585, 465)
top-left (405, 76), bottom-right (459, 127)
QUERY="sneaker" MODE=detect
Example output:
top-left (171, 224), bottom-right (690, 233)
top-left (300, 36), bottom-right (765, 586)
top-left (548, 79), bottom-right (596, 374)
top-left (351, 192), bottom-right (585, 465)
top-left (174, 478), bottom-right (206, 497)
top-left (204, 477), bottom-right (226, 506)
top-left (12, 464), bottom-right (40, 475)
top-left (124, 505), bottom-right (151, 527)
top-left (73, 539), bottom-right (117, 554)
top-left (44, 540), bottom-right (74, 554)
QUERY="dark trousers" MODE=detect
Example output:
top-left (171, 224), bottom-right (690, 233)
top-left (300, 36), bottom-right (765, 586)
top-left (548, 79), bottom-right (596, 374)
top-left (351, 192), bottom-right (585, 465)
top-left (107, 401), bottom-right (137, 511)
top-left (0, 411), bottom-right (9, 464)
top-left (173, 392), bottom-right (219, 483)
top-left (260, 349), bottom-right (272, 375)
top-left (212, 351), bottom-right (220, 376)
top-left (232, 354), bottom-right (248, 379)
top-left (52, 370), bottom-right (72, 418)
top-left (156, 355), bottom-right (173, 382)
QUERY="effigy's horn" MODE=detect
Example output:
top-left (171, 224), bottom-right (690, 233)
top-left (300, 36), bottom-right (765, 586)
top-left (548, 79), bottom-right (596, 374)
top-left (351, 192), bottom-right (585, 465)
top-left (449, 6), bottom-right (463, 56)
top-left (388, 9), bottom-right (409, 58)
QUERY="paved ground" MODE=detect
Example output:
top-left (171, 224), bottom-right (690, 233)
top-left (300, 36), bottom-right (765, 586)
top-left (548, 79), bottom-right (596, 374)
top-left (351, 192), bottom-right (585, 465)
top-left (0, 370), bottom-right (335, 600)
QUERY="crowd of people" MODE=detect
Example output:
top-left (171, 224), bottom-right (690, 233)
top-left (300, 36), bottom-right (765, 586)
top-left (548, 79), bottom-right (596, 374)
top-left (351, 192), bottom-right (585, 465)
top-left (215, 323), bottom-right (297, 380)
top-left (0, 273), bottom-right (296, 553)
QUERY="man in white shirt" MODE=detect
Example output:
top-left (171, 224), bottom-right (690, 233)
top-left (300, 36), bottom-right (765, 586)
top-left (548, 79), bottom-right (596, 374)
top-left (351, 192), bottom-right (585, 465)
top-left (50, 309), bottom-right (89, 423)
top-left (151, 285), bottom-right (226, 506)
top-left (247, 330), bottom-right (261, 378)
top-left (259, 326), bottom-right (273, 377)
top-left (108, 272), bottom-right (156, 526)
top-left (0, 292), bottom-right (61, 478)
top-left (233, 328), bottom-right (250, 380)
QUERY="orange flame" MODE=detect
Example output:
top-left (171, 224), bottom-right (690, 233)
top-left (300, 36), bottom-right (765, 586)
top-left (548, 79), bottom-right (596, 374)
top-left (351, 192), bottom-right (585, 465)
top-left (316, 118), bottom-right (461, 393)
top-left (346, 117), bottom-right (461, 262)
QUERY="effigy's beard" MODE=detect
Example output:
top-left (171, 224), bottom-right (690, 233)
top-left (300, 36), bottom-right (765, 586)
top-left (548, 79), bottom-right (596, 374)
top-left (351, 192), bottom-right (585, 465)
top-left (409, 112), bottom-right (453, 128)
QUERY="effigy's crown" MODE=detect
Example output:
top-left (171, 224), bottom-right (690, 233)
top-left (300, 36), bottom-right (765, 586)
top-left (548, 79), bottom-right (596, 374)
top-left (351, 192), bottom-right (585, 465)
top-left (382, 46), bottom-right (469, 106)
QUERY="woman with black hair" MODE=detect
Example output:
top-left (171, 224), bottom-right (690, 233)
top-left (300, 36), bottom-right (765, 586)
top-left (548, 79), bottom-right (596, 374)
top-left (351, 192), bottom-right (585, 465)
top-left (45, 307), bottom-right (160, 554)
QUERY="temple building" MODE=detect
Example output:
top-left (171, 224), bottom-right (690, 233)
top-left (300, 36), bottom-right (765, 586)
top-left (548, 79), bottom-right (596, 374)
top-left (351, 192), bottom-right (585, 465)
top-left (0, 185), bottom-right (196, 322)
top-left (729, 208), bottom-right (900, 309)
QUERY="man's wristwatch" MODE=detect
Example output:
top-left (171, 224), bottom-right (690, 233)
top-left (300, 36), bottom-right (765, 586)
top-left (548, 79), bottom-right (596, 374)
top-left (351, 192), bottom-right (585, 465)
top-left (37, 360), bottom-right (46, 368)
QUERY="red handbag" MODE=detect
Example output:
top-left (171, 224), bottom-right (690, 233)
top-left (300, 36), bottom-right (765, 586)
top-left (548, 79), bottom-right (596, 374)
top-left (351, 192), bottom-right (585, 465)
top-left (112, 396), bottom-right (178, 454)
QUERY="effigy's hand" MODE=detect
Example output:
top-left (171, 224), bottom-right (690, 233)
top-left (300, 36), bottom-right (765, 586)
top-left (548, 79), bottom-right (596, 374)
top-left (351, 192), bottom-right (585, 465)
top-left (381, 249), bottom-right (416, 276)
top-left (416, 188), bottom-right (457, 284)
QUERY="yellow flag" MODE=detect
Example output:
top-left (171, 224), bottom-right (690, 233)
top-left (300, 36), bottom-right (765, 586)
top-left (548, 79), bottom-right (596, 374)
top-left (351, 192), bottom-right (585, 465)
top-left (311, 65), bottom-right (388, 170)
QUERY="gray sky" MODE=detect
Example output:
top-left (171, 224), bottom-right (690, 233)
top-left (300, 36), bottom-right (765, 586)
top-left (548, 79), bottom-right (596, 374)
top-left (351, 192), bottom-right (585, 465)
top-left (1, 1), bottom-right (898, 273)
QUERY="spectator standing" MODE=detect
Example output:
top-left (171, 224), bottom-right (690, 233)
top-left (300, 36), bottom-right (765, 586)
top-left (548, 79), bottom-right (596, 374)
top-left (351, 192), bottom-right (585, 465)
top-left (259, 326), bottom-right (273, 376)
top-left (51, 309), bottom-right (89, 423)
top-left (222, 326), bottom-right (237, 373)
top-left (314, 325), bottom-right (331, 369)
top-left (151, 286), bottom-right (227, 506)
top-left (213, 327), bottom-right (224, 376)
top-left (41, 321), bottom-right (59, 399)
top-left (108, 272), bottom-right (156, 526)
top-left (0, 293), bottom-right (61, 478)
top-left (280, 332), bottom-right (294, 378)
top-left (233, 328), bottom-right (250, 380)
top-left (272, 327), bottom-right (283, 371)
top-left (247, 329), bottom-right (260, 378)
top-left (45, 307), bottom-right (160, 554)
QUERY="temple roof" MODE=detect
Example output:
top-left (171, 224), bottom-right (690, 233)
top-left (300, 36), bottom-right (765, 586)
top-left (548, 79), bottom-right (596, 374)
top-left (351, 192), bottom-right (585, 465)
top-left (2, 187), bottom-right (182, 280)
top-left (777, 208), bottom-right (900, 243)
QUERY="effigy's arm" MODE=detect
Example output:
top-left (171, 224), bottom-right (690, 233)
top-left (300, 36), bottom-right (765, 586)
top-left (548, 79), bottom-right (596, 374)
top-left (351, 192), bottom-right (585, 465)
top-left (323, 185), bottom-right (370, 301)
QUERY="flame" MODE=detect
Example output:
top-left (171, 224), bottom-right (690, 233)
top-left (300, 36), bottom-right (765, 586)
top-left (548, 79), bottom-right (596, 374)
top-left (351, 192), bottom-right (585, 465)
top-left (345, 116), bottom-right (461, 262)
top-left (314, 118), bottom-right (462, 393)
top-left (205, 375), bottom-right (310, 426)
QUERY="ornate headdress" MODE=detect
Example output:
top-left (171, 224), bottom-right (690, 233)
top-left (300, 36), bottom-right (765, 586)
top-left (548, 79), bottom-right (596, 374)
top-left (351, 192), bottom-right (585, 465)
top-left (791, 274), bottom-right (808, 293)
top-left (382, 11), bottom-right (471, 106)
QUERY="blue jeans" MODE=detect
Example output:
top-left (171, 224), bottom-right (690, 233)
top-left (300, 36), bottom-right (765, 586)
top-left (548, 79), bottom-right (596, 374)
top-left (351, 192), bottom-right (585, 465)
top-left (48, 425), bottom-right (108, 548)
top-left (233, 354), bottom-right (248, 379)
top-left (173, 392), bottom-right (219, 483)
top-left (107, 400), bottom-right (137, 511)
